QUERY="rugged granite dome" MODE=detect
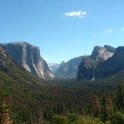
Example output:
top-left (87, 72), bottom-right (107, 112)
top-left (2, 42), bottom-right (54, 79)
top-left (55, 56), bottom-right (83, 79)
top-left (95, 46), bottom-right (124, 79)
top-left (77, 45), bottom-right (115, 80)
top-left (104, 45), bottom-right (116, 53)
top-left (91, 46), bottom-right (114, 61)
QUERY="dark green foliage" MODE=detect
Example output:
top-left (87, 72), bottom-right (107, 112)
top-left (50, 114), bottom-right (110, 124)
top-left (50, 115), bottom-right (67, 124)
top-left (100, 97), bottom-right (110, 122)
top-left (112, 112), bottom-right (124, 124)
top-left (115, 83), bottom-right (124, 111)
top-left (67, 113), bottom-right (79, 124)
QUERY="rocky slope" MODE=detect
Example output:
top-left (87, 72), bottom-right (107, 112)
top-left (95, 46), bottom-right (124, 79)
top-left (55, 56), bottom-right (83, 79)
top-left (90, 46), bottom-right (115, 61)
top-left (77, 45), bottom-right (116, 80)
top-left (2, 42), bottom-right (54, 79)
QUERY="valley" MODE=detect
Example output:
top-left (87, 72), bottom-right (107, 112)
top-left (1, 1), bottom-right (124, 123)
top-left (0, 42), bottom-right (124, 124)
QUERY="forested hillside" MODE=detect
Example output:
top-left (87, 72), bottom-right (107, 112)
top-left (1, 71), bottom-right (124, 123)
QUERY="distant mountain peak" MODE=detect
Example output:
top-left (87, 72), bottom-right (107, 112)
top-left (55, 56), bottom-right (83, 79)
top-left (104, 45), bottom-right (116, 53)
top-left (94, 46), bottom-right (124, 79)
top-left (113, 46), bottom-right (124, 60)
top-left (48, 63), bottom-right (60, 73)
top-left (77, 45), bottom-right (116, 80)
top-left (91, 45), bottom-right (114, 61)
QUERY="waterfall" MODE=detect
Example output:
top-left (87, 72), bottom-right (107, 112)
top-left (91, 67), bottom-right (95, 81)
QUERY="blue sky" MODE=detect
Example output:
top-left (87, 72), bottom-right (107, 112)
top-left (0, 0), bottom-right (124, 63)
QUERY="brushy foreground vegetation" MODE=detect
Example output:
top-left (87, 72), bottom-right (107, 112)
top-left (48, 114), bottom-right (111, 124)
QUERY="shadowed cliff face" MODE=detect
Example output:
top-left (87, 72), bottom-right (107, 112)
top-left (3, 42), bottom-right (54, 79)
top-left (77, 45), bottom-right (115, 80)
top-left (77, 56), bottom-right (97, 80)
top-left (95, 47), bottom-right (124, 79)
top-left (55, 56), bottom-right (83, 79)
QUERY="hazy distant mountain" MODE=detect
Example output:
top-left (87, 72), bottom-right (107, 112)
top-left (95, 46), bottom-right (124, 79)
top-left (55, 56), bottom-right (83, 79)
top-left (2, 42), bottom-right (54, 79)
top-left (77, 45), bottom-right (116, 80)
top-left (48, 63), bottom-right (60, 73)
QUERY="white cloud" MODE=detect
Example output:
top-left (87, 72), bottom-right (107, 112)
top-left (106, 29), bottom-right (113, 33)
top-left (65, 11), bottom-right (87, 18)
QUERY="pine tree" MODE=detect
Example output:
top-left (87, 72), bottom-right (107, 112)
top-left (115, 83), bottom-right (124, 111)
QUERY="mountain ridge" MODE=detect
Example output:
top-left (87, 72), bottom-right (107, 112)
top-left (77, 45), bottom-right (116, 80)
top-left (55, 45), bottom-right (116, 80)
top-left (2, 42), bottom-right (54, 79)
top-left (95, 46), bottom-right (124, 79)
top-left (55, 56), bottom-right (83, 79)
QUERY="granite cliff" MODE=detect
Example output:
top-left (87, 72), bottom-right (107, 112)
top-left (2, 42), bottom-right (54, 79)
top-left (77, 45), bottom-right (115, 80)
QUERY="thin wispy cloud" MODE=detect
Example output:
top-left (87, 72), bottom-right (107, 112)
top-left (106, 29), bottom-right (113, 33)
top-left (65, 11), bottom-right (87, 18)
top-left (120, 27), bottom-right (124, 32)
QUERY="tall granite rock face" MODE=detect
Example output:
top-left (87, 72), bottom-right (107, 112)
top-left (2, 42), bottom-right (54, 79)
top-left (95, 46), bottom-right (124, 79)
top-left (55, 56), bottom-right (83, 79)
top-left (91, 46), bottom-right (115, 61)
top-left (77, 56), bottom-right (97, 80)
top-left (77, 45), bottom-right (115, 80)
top-left (0, 45), bottom-right (47, 87)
